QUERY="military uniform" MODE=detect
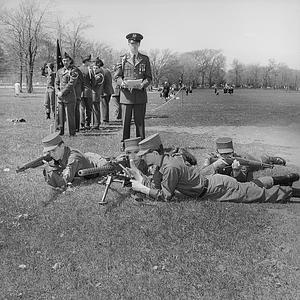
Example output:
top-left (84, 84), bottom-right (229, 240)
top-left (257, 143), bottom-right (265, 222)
top-left (202, 137), bottom-right (287, 182)
top-left (55, 65), bottom-right (78, 136)
top-left (42, 132), bottom-right (107, 188)
top-left (79, 55), bottom-right (93, 129)
top-left (114, 33), bottom-right (152, 144)
top-left (91, 65), bottom-right (104, 129)
top-left (134, 134), bottom-right (298, 203)
top-left (101, 68), bottom-right (114, 124)
top-left (73, 66), bottom-right (84, 132)
top-left (43, 68), bottom-right (56, 118)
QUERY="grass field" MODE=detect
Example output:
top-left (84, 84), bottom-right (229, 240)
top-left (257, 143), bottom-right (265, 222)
top-left (1, 88), bottom-right (300, 299)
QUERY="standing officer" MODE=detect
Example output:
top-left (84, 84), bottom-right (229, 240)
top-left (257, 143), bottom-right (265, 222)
top-left (55, 52), bottom-right (78, 136)
top-left (42, 62), bottom-right (56, 119)
top-left (79, 54), bottom-right (93, 130)
top-left (114, 32), bottom-right (152, 150)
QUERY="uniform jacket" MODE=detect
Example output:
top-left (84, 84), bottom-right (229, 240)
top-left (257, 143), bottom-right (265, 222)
top-left (144, 155), bottom-right (207, 201)
top-left (114, 52), bottom-right (152, 104)
top-left (91, 69), bottom-right (104, 102)
top-left (79, 64), bottom-right (93, 98)
top-left (102, 68), bottom-right (114, 97)
top-left (73, 66), bottom-right (84, 101)
top-left (46, 71), bottom-right (55, 90)
top-left (55, 66), bottom-right (78, 104)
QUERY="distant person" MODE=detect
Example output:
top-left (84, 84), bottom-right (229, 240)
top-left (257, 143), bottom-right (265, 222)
top-left (55, 52), bottom-right (78, 136)
top-left (114, 32), bottom-right (152, 150)
top-left (14, 82), bottom-right (21, 96)
top-left (162, 81), bottom-right (170, 101)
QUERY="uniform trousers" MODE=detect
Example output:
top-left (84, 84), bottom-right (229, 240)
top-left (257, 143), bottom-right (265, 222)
top-left (44, 88), bottom-right (55, 115)
top-left (75, 99), bottom-right (81, 131)
top-left (202, 174), bottom-right (293, 203)
top-left (121, 103), bottom-right (146, 141)
top-left (100, 94), bottom-right (111, 123)
top-left (110, 95), bottom-right (122, 120)
top-left (80, 97), bottom-right (92, 127)
top-left (57, 101), bottom-right (76, 136)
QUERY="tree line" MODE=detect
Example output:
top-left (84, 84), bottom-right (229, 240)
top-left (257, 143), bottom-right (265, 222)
top-left (0, 0), bottom-right (299, 93)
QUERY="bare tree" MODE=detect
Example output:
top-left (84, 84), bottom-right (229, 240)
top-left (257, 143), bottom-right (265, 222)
top-left (1, 0), bottom-right (48, 92)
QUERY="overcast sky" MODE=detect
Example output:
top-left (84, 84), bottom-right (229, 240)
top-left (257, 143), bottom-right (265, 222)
top-left (4, 0), bottom-right (300, 69)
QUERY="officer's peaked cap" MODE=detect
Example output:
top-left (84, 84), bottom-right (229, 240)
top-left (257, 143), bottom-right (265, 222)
top-left (137, 133), bottom-right (162, 156)
top-left (126, 33), bottom-right (143, 42)
top-left (63, 52), bottom-right (72, 60)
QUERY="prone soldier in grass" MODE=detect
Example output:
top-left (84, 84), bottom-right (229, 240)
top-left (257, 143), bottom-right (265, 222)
top-left (202, 137), bottom-right (287, 183)
top-left (128, 133), bottom-right (300, 203)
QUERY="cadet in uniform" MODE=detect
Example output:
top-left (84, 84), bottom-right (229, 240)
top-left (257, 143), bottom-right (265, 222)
top-left (91, 57), bottom-right (104, 129)
top-left (128, 133), bottom-right (300, 203)
top-left (42, 62), bottom-right (56, 119)
top-left (42, 132), bottom-right (108, 189)
top-left (55, 52), bottom-right (78, 136)
top-left (99, 59), bottom-right (114, 126)
top-left (79, 54), bottom-right (93, 130)
top-left (114, 32), bottom-right (152, 150)
top-left (202, 137), bottom-right (287, 182)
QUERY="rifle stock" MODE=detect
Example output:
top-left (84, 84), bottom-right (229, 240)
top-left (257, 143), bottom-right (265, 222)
top-left (16, 154), bottom-right (52, 173)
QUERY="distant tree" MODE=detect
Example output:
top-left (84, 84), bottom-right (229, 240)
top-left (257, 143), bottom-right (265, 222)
top-left (56, 16), bottom-right (93, 65)
top-left (0, 0), bottom-right (48, 92)
top-left (148, 49), bottom-right (180, 87)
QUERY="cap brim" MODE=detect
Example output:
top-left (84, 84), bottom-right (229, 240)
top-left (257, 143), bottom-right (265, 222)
top-left (125, 146), bottom-right (139, 153)
top-left (137, 149), bottom-right (150, 157)
top-left (43, 144), bottom-right (58, 152)
top-left (217, 148), bottom-right (234, 154)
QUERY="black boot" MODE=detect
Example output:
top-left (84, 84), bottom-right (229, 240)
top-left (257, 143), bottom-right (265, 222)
top-left (292, 188), bottom-right (300, 198)
top-left (272, 173), bottom-right (299, 186)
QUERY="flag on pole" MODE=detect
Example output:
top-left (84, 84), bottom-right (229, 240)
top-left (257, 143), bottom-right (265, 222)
top-left (56, 39), bottom-right (63, 71)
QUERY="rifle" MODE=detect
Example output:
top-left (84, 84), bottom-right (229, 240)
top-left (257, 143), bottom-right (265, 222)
top-left (209, 155), bottom-right (274, 169)
top-left (16, 154), bottom-right (52, 173)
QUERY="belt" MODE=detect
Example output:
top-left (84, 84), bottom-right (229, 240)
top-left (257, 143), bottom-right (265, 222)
top-left (199, 178), bottom-right (209, 198)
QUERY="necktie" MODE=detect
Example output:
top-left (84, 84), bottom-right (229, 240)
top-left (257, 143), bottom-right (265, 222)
top-left (133, 54), bottom-right (136, 66)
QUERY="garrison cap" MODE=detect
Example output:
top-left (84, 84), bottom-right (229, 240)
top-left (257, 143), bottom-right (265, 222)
top-left (94, 57), bottom-right (104, 67)
top-left (126, 32), bottom-right (143, 42)
top-left (137, 133), bottom-right (162, 156)
top-left (216, 137), bottom-right (234, 154)
top-left (42, 132), bottom-right (63, 152)
top-left (63, 52), bottom-right (72, 60)
top-left (124, 137), bottom-right (141, 153)
top-left (82, 54), bottom-right (91, 63)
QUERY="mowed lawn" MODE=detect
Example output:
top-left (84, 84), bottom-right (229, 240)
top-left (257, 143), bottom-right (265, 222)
top-left (0, 88), bottom-right (300, 299)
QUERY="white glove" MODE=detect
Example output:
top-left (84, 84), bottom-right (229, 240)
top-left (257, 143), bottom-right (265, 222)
top-left (231, 159), bottom-right (241, 170)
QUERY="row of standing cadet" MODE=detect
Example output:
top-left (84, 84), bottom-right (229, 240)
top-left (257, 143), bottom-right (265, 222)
top-left (42, 54), bottom-right (121, 136)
